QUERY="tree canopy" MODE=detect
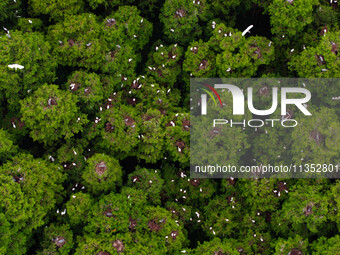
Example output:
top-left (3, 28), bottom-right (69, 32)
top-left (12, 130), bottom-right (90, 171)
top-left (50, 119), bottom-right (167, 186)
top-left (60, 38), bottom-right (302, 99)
top-left (0, 0), bottom-right (339, 254)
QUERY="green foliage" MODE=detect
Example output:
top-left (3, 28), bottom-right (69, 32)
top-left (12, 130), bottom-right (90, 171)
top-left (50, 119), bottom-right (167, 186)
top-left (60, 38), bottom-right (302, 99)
top-left (289, 31), bottom-right (340, 77)
top-left (37, 224), bottom-right (73, 255)
top-left (164, 112), bottom-right (190, 164)
top-left (238, 179), bottom-right (286, 212)
top-left (82, 153), bottom-right (122, 195)
top-left (83, 190), bottom-right (145, 236)
top-left (47, 14), bottom-right (104, 70)
top-left (273, 235), bottom-right (308, 255)
top-left (202, 194), bottom-right (243, 238)
top-left (65, 71), bottom-right (105, 113)
top-left (94, 104), bottom-right (141, 158)
top-left (0, 0), bottom-right (21, 23)
top-left (0, 153), bottom-right (65, 254)
top-left (311, 235), bottom-right (340, 254)
top-left (331, 181), bottom-right (340, 231)
top-left (103, 6), bottom-right (153, 51)
top-left (252, 126), bottom-right (292, 165)
top-left (160, 0), bottom-right (201, 44)
top-left (162, 164), bottom-right (217, 206)
top-left (29, 0), bottom-right (84, 20)
top-left (0, 154), bottom-right (65, 228)
top-left (205, 0), bottom-right (243, 27)
top-left (192, 238), bottom-right (240, 254)
top-left (0, 31), bottom-right (57, 111)
top-left (66, 192), bottom-right (93, 226)
top-left (0, 0), bottom-right (339, 254)
top-left (269, 0), bottom-right (319, 41)
top-left (0, 174), bottom-right (31, 254)
top-left (20, 84), bottom-right (88, 144)
top-left (87, 0), bottom-right (134, 10)
top-left (183, 40), bottom-right (217, 78)
top-left (291, 107), bottom-right (339, 165)
top-left (117, 76), bottom-right (180, 112)
top-left (191, 90), bottom-right (250, 168)
top-left (127, 168), bottom-right (164, 205)
top-left (134, 109), bottom-right (165, 163)
top-left (0, 129), bottom-right (17, 163)
top-left (216, 30), bottom-right (275, 77)
top-left (274, 179), bottom-right (332, 235)
top-left (145, 42), bottom-right (183, 86)
top-left (16, 18), bottom-right (44, 32)
top-left (54, 139), bottom-right (88, 181)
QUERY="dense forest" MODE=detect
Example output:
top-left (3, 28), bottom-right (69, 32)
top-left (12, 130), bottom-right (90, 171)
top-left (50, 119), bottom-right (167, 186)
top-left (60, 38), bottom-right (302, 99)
top-left (0, 0), bottom-right (339, 254)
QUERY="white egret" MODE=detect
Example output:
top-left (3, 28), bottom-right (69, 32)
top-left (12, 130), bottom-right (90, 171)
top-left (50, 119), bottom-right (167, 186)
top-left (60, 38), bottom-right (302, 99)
top-left (242, 25), bottom-right (253, 36)
top-left (8, 64), bottom-right (24, 70)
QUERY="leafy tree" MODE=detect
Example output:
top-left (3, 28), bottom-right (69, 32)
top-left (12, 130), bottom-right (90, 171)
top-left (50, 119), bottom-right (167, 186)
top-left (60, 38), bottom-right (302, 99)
top-left (268, 0), bottom-right (319, 43)
top-left (289, 31), bottom-right (340, 77)
top-left (0, 0), bottom-right (21, 23)
top-left (145, 42), bottom-right (183, 87)
top-left (207, 23), bottom-right (239, 51)
top-left (162, 164), bottom-right (217, 207)
top-left (183, 39), bottom-right (217, 78)
top-left (87, 0), bottom-right (134, 10)
top-left (164, 112), bottom-right (190, 164)
top-left (117, 76), bottom-right (180, 113)
top-left (53, 138), bottom-right (88, 182)
top-left (190, 88), bottom-right (250, 173)
top-left (127, 168), bottom-right (163, 205)
top-left (103, 6), bottom-right (153, 51)
top-left (20, 84), bottom-right (88, 145)
top-left (48, 13), bottom-right (138, 78)
top-left (0, 174), bottom-right (31, 254)
top-left (0, 153), bottom-right (65, 254)
top-left (66, 192), bottom-right (93, 227)
top-left (28, 0), bottom-right (84, 21)
top-left (134, 109), bottom-right (165, 163)
top-left (81, 188), bottom-right (187, 253)
top-left (37, 224), bottom-right (73, 255)
top-left (0, 154), bottom-right (65, 228)
top-left (238, 179), bottom-right (288, 213)
top-left (17, 18), bottom-right (44, 33)
top-left (164, 201), bottom-right (195, 226)
top-left (290, 107), bottom-right (339, 166)
top-left (311, 235), bottom-right (340, 254)
top-left (93, 104), bottom-right (141, 158)
top-left (160, 0), bottom-right (201, 44)
top-left (0, 0), bottom-right (339, 253)
top-left (202, 194), bottom-right (244, 238)
top-left (273, 235), bottom-right (308, 255)
top-left (47, 13), bottom-right (103, 70)
top-left (0, 31), bottom-right (57, 111)
top-left (82, 153), bottom-right (122, 195)
top-left (0, 129), bottom-right (17, 163)
top-left (330, 180), bottom-right (340, 231)
top-left (65, 71), bottom-right (105, 113)
top-left (83, 190), bottom-right (143, 236)
top-left (215, 29), bottom-right (275, 77)
top-left (252, 126), bottom-right (293, 166)
top-left (272, 179), bottom-right (332, 236)
top-left (205, 0), bottom-right (243, 27)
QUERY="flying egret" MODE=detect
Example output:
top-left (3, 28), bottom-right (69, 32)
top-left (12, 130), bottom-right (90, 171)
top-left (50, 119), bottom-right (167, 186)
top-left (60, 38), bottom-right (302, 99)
top-left (242, 25), bottom-right (253, 36)
top-left (8, 64), bottom-right (24, 70)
